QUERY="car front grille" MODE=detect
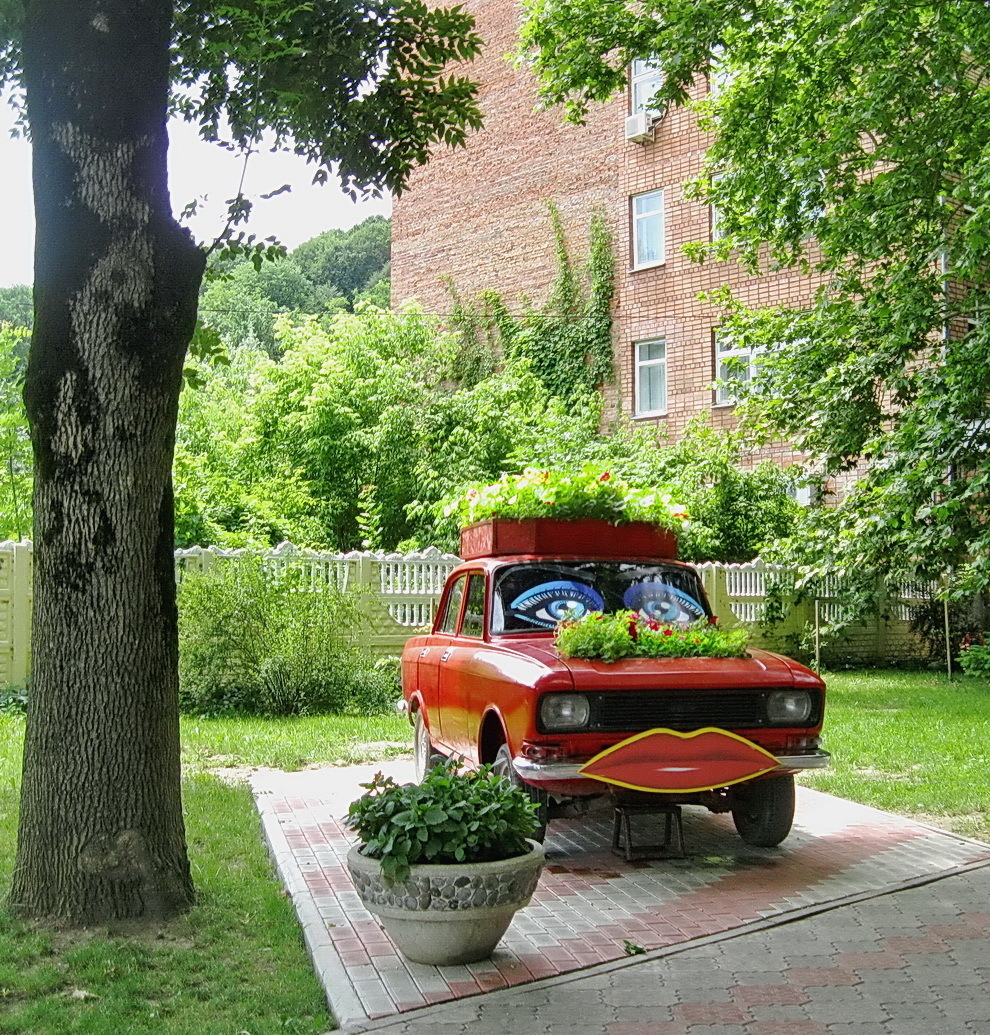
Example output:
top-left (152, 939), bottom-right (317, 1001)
top-left (586, 690), bottom-right (807, 732)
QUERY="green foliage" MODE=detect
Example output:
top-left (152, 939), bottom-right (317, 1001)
top-left (447, 206), bottom-right (615, 401)
top-left (177, 555), bottom-right (387, 716)
top-left (958, 637), bottom-right (990, 679)
top-left (449, 465), bottom-right (688, 530)
top-left (556, 612), bottom-right (748, 662)
top-left (0, 323), bottom-right (32, 540)
top-left (0, 285), bottom-right (31, 330)
top-left (174, 346), bottom-right (327, 547)
top-left (174, 306), bottom-right (799, 559)
top-left (169, 3), bottom-right (483, 198)
top-left (292, 216), bottom-right (392, 303)
top-left (245, 304), bottom-right (584, 550)
top-left (520, 0), bottom-right (990, 606)
top-left (197, 217), bottom-right (391, 355)
top-left (0, 683), bottom-right (28, 715)
top-left (495, 413), bottom-right (802, 563)
top-left (346, 760), bottom-right (540, 884)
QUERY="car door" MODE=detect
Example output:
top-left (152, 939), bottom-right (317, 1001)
top-left (418, 573), bottom-right (465, 755)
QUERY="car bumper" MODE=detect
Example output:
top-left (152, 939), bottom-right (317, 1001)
top-left (514, 750), bottom-right (831, 784)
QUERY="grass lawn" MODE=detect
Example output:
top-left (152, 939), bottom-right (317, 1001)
top-left (0, 669), bottom-right (987, 1031)
top-left (0, 712), bottom-right (413, 1035)
top-left (799, 669), bottom-right (990, 843)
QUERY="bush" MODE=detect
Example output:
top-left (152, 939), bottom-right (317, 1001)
top-left (346, 760), bottom-right (540, 883)
top-left (177, 556), bottom-right (389, 716)
top-left (555, 612), bottom-right (749, 662)
top-left (0, 684), bottom-right (28, 715)
top-left (959, 636), bottom-right (990, 678)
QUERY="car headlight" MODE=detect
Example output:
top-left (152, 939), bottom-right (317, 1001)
top-left (767, 690), bottom-right (813, 724)
top-left (539, 693), bottom-right (590, 731)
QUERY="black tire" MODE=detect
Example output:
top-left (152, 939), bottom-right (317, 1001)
top-left (731, 774), bottom-right (795, 847)
top-left (493, 742), bottom-right (548, 842)
top-left (413, 710), bottom-right (444, 783)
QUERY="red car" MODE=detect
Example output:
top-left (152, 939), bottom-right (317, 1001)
top-left (401, 520), bottom-right (828, 847)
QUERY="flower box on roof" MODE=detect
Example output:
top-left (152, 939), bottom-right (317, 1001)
top-left (459, 518), bottom-right (678, 560)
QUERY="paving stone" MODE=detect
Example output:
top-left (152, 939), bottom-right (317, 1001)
top-left (936, 997), bottom-right (990, 1022)
top-left (252, 766), bottom-right (990, 1034)
top-left (746, 1004), bottom-right (815, 1022)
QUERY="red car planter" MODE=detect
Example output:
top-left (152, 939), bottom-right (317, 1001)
top-left (401, 519), bottom-right (828, 847)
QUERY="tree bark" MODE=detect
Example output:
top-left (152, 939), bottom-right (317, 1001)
top-left (9, 0), bottom-right (204, 922)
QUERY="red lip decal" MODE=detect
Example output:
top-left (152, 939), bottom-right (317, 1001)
top-left (579, 727), bottom-right (780, 793)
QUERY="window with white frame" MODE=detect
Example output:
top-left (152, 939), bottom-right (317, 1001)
top-left (635, 338), bottom-right (667, 416)
top-left (630, 58), bottom-right (664, 116)
top-left (714, 331), bottom-right (763, 404)
top-left (632, 189), bottom-right (665, 269)
top-left (709, 172), bottom-right (726, 242)
top-left (707, 47), bottom-right (735, 98)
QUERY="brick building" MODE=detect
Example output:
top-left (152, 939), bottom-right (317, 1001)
top-left (390, 0), bottom-right (819, 463)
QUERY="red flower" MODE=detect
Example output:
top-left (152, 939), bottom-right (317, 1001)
top-left (662, 629), bottom-right (673, 637)
top-left (708, 615), bottom-right (719, 626)
top-left (599, 472), bottom-right (612, 482)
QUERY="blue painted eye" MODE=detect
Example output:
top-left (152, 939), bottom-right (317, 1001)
top-left (623, 582), bottom-right (705, 623)
top-left (509, 581), bottom-right (605, 629)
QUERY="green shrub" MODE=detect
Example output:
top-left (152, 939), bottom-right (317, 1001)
top-left (177, 556), bottom-right (388, 716)
top-left (555, 612), bottom-right (749, 662)
top-left (346, 760), bottom-right (540, 883)
top-left (959, 636), bottom-right (990, 678)
top-left (0, 684), bottom-right (28, 715)
top-left (448, 465), bottom-right (688, 529)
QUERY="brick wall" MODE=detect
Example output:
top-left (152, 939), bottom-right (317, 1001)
top-left (391, 0), bottom-right (824, 462)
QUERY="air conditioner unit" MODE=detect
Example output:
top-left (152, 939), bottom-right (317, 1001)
top-left (624, 111), bottom-right (654, 144)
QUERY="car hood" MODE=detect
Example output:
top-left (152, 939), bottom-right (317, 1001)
top-left (488, 638), bottom-right (821, 689)
top-left (564, 648), bottom-right (809, 689)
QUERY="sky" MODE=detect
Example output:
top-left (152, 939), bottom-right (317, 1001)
top-left (0, 105), bottom-right (391, 289)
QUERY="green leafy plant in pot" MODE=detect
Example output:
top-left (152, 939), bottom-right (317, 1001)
top-left (346, 759), bottom-right (545, 965)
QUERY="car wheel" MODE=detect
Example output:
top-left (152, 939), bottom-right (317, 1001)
top-left (493, 742), bottom-right (548, 842)
top-left (731, 774), bottom-right (795, 847)
top-left (413, 710), bottom-right (444, 783)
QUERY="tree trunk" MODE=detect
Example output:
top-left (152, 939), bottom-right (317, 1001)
top-left (9, 0), bottom-right (204, 923)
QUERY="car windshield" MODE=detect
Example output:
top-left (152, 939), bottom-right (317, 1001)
top-left (490, 561), bottom-right (710, 634)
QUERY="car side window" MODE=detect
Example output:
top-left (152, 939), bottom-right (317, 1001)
top-left (460, 574), bottom-right (486, 638)
top-left (436, 576), bottom-right (466, 634)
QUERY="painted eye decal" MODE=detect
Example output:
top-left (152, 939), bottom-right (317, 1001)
top-left (508, 580), bottom-right (605, 629)
top-left (623, 581), bottom-right (705, 623)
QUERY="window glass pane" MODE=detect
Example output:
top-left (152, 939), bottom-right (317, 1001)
top-left (642, 362), bottom-right (666, 413)
top-left (461, 575), bottom-right (486, 637)
top-left (634, 192), bottom-right (662, 217)
top-left (639, 339), bottom-right (665, 363)
top-left (631, 58), bottom-right (664, 115)
top-left (633, 190), bottom-right (664, 267)
top-left (437, 576), bottom-right (465, 634)
top-left (493, 562), bottom-right (709, 634)
top-left (636, 339), bottom-right (667, 414)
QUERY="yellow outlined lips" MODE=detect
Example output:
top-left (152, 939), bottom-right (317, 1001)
top-left (579, 727), bottom-right (780, 794)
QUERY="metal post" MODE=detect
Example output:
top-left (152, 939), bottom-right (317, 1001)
top-left (814, 597), bottom-right (821, 673)
top-left (944, 595), bottom-right (952, 679)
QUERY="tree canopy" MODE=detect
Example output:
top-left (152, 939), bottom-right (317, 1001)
top-left (522, 0), bottom-right (990, 608)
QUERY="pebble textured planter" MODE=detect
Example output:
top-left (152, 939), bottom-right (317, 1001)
top-left (346, 840), bottom-right (544, 965)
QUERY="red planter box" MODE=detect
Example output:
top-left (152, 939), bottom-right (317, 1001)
top-left (459, 518), bottom-right (678, 561)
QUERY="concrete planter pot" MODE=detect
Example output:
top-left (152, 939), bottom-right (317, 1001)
top-left (346, 839), bottom-right (545, 966)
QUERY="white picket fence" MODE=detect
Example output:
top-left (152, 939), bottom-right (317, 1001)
top-left (0, 540), bottom-right (934, 689)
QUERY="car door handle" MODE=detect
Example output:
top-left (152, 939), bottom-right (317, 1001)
top-left (440, 648), bottom-right (453, 662)
top-left (419, 648), bottom-right (430, 658)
